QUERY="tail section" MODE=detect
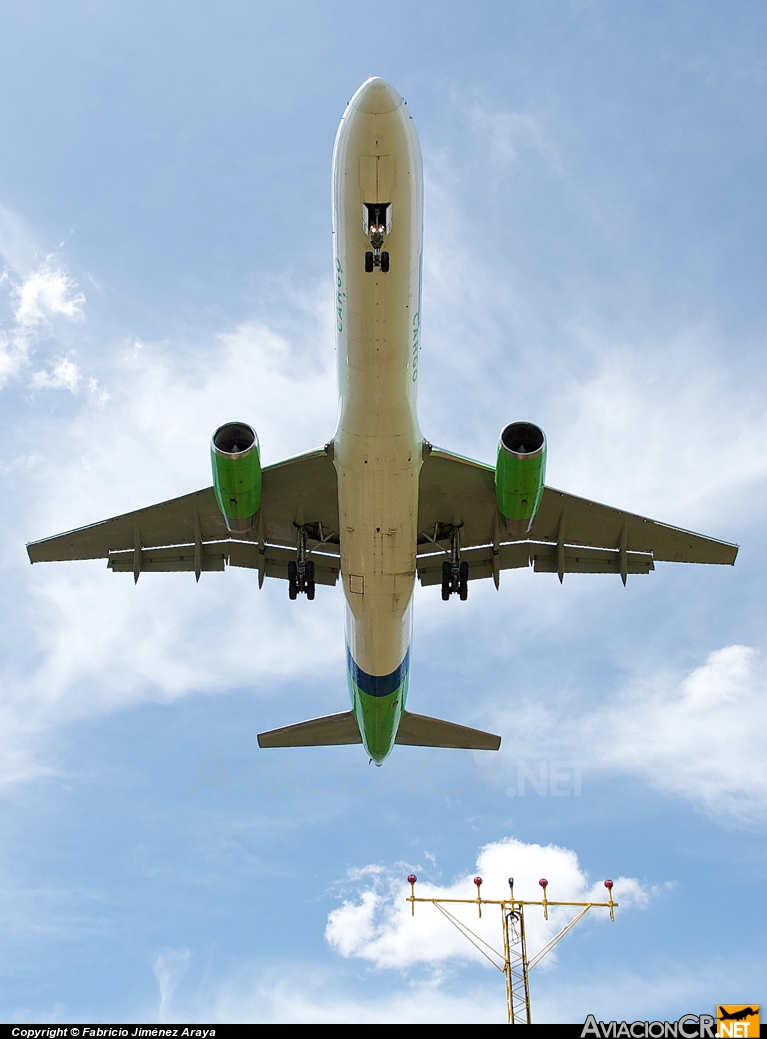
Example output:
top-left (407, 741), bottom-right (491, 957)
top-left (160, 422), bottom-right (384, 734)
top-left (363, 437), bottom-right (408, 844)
top-left (257, 709), bottom-right (500, 751)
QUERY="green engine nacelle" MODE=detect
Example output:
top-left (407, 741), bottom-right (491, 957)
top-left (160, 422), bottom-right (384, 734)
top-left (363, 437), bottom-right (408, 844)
top-left (495, 421), bottom-right (547, 536)
top-left (211, 421), bottom-right (262, 533)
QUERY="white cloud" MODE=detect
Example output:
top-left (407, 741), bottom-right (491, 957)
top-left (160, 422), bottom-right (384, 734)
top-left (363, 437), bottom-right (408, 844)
top-left (589, 645), bottom-right (767, 823)
top-left (169, 963), bottom-right (505, 1023)
top-left (545, 342), bottom-right (767, 529)
top-left (135, 949), bottom-right (764, 1024)
top-left (154, 947), bottom-right (191, 1023)
top-left (85, 375), bottom-right (110, 407)
top-left (0, 202), bottom-right (38, 272)
top-left (29, 356), bottom-right (80, 391)
top-left (463, 98), bottom-right (560, 175)
top-left (12, 258), bottom-right (85, 328)
top-left (0, 251), bottom-right (86, 389)
top-left (213, 973), bottom-right (503, 1023)
top-left (0, 331), bottom-right (20, 387)
top-left (325, 837), bottom-right (647, 972)
top-left (484, 645), bottom-right (767, 825)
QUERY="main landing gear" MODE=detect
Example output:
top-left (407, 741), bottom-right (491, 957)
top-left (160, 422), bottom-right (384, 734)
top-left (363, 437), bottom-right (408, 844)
top-left (288, 527), bottom-right (315, 600)
top-left (441, 528), bottom-right (469, 601)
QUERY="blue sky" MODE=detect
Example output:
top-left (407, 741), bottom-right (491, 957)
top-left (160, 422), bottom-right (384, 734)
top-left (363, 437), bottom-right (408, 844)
top-left (1, 0), bottom-right (766, 1023)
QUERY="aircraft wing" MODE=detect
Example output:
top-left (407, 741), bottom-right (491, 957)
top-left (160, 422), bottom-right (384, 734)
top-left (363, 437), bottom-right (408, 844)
top-left (27, 447), bottom-right (341, 585)
top-left (416, 445), bottom-right (738, 586)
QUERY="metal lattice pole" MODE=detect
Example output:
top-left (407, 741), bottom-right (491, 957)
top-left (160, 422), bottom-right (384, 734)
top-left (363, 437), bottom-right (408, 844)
top-left (407, 873), bottom-right (617, 1024)
top-left (503, 894), bottom-right (531, 1023)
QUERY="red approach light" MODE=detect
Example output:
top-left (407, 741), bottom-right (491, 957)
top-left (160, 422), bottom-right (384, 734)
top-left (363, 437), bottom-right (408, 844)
top-left (474, 876), bottom-right (483, 887)
top-left (604, 879), bottom-right (614, 889)
top-left (407, 874), bottom-right (417, 885)
top-left (539, 878), bottom-right (548, 888)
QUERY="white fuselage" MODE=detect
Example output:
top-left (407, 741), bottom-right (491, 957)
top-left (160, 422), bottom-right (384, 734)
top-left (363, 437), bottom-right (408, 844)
top-left (332, 78), bottom-right (423, 686)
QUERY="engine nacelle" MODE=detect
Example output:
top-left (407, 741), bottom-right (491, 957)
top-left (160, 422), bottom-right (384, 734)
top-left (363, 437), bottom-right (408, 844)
top-left (495, 421), bottom-right (547, 537)
top-left (211, 422), bottom-right (262, 533)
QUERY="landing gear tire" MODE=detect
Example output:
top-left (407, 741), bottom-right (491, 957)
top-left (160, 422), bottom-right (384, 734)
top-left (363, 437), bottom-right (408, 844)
top-left (306, 560), bottom-right (316, 600)
top-left (364, 251), bottom-right (374, 273)
top-left (380, 251), bottom-right (390, 273)
top-left (441, 560), bottom-right (451, 601)
top-left (459, 560), bottom-right (469, 601)
top-left (288, 560), bottom-right (298, 600)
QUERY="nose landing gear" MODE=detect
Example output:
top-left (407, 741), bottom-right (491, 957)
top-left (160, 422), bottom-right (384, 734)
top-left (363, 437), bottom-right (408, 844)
top-left (363, 203), bottom-right (391, 273)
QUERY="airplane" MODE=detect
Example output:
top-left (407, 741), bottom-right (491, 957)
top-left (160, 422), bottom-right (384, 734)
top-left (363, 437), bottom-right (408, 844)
top-left (26, 77), bottom-right (738, 765)
top-left (717, 1009), bottom-right (758, 1022)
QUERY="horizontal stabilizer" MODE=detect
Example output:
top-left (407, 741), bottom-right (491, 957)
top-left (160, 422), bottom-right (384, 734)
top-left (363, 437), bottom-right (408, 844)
top-left (257, 711), bottom-right (361, 748)
top-left (395, 711), bottom-right (501, 750)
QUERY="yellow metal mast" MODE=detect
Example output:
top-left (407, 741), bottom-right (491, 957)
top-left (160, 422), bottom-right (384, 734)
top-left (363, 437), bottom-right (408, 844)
top-left (406, 873), bottom-right (617, 1024)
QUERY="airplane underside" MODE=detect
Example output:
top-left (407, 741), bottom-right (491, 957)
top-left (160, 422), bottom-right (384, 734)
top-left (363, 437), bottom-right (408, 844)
top-left (25, 78), bottom-right (738, 764)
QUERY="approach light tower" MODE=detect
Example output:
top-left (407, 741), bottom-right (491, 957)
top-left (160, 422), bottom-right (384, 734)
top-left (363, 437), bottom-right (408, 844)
top-left (406, 873), bottom-right (617, 1024)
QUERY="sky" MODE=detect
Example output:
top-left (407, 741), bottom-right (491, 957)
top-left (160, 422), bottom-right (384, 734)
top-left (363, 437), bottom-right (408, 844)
top-left (0, 0), bottom-right (766, 1024)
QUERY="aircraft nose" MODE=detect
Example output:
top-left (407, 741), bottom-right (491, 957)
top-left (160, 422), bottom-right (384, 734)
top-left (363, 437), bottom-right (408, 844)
top-left (351, 77), bottom-right (404, 114)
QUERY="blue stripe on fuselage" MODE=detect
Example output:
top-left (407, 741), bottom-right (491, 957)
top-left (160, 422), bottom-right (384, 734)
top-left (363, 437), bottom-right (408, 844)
top-left (346, 645), bottom-right (410, 697)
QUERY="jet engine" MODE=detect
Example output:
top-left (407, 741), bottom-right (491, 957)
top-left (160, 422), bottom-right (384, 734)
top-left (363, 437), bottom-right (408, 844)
top-left (495, 421), bottom-right (547, 537)
top-left (210, 421), bottom-right (262, 533)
